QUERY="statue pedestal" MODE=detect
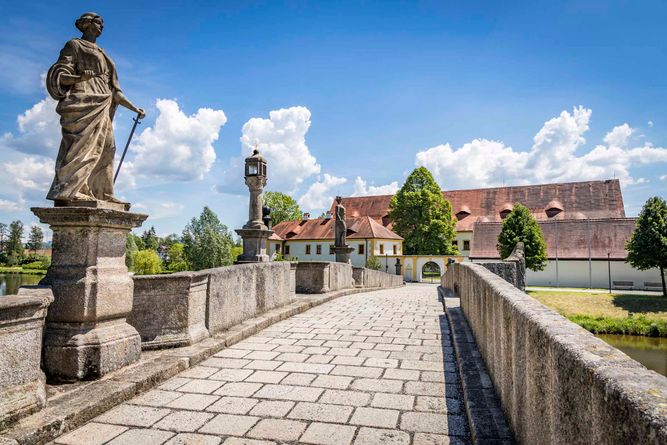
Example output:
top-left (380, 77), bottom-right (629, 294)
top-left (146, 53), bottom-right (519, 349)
top-left (235, 228), bottom-right (273, 263)
top-left (31, 206), bottom-right (147, 381)
top-left (333, 246), bottom-right (354, 264)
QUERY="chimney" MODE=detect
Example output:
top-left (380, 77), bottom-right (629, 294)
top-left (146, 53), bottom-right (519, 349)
top-left (302, 212), bottom-right (310, 221)
top-left (324, 211), bottom-right (332, 220)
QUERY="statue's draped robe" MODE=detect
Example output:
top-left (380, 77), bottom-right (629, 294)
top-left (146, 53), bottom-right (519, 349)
top-left (335, 204), bottom-right (346, 247)
top-left (46, 38), bottom-right (121, 202)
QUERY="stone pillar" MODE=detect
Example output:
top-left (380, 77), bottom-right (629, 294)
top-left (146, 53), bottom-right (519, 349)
top-left (31, 206), bottom-right (147, 381)
top-left (0, 286), bottom-right (52, 428)
top-left (236, 151), bottom-right (273, 263)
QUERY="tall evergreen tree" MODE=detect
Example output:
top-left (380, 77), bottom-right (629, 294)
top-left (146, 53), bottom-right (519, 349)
top-left (27, 226), bottom-right (44, 253)
top-left (388, 167), bottom-right (458, 255)
top-left (7, 220), bottom-right (25, 265)
top-left (263, 191), bottom-right (303, 225)
top-left (182, 207), bottom-right (234, 271)
top-left (497, 203), bottom-right (548, 272)
top-left (141, 226), bottom-right (159, 251)
top-left (627, 196), bottom-right (667, 296)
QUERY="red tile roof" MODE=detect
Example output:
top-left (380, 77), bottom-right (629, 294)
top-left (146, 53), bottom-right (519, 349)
top-left (469, 218), bottom-right (636, 260)
top-left (332, 179), bottom-right (625, 232)
top-left (271, 216), bottom-right (403, 241)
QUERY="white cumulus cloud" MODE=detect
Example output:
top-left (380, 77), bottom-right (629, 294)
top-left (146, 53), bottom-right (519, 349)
top-left (298, 174), bottom-right (347, 212)
top-left (0, 96), bottom-right (60, 156)
top-left (122, 99), bottom-right (227, 186)
top-left (415, 106), bottom-right (667, 188)
top-left (352, 176), bottom-right (399, 196)
top-left (239, 106), bottom-right (320, 192)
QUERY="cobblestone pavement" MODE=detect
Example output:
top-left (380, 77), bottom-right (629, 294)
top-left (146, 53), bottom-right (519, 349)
top-left (55, 284), bottom-right (469, 445)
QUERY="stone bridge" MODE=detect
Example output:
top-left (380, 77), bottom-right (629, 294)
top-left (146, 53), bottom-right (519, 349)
top-left (2, 259), bottom-right (666, 444)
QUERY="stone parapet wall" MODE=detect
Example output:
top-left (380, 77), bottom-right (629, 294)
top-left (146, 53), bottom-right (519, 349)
top-left (129, 262), bottom-right (295, 347)
top-left (129, 272), bottom-right (209, 349)
top-left (442, 262), bottom-right (667, 445)
top-left (206, 262), bottom-right (294, 334)
top-left (353, 266), bottom-right (403, 288)
top-left (294, 262), bottom-right (354, 293)
top-left (0, 286), bottom-right (53, 429)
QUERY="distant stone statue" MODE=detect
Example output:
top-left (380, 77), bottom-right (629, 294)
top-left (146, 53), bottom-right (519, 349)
top-left (46, 12), bottom-right (145, 205)
top-left (334, 196), bottom-right (346, 247)
top-left (506, 241), bottom-right (526, 291)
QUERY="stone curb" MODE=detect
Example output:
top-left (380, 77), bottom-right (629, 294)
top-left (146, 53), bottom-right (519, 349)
top-left (438, 286), bottom-right (516, 445)
top-left (0, 286), bottom-right (400, 445)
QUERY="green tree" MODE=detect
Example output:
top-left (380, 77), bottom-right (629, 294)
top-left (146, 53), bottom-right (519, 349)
top-left (160, 233), bottom-right (181, 248)
top-left (166, 243), bottom-right (189, 272)
top-left (497, 203), bottom-right (548, 272)
top-left (366, 255), bottom-right (382, 271)
top-left (263, 191), bottom-right (303, 225)
top-left (7, 220), bottom-right (24, 265)
top-left (27, 226), bottom-right (44, 253)
top-left (182, 207), bottom-right (234, 271)
top-left (141, 226), bottom-right (159, 251)
top-left (133, 249), bottom-right (162, 275)
top-left (627, 196), bottom-right (667, 296)
top-left (126, 234), bottom-right (139, 271)
top-left (388, 167), bottom-right (458, 255)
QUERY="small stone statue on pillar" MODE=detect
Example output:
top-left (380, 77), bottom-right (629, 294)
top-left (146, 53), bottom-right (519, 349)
top-left (332, 196), bottom-right (354, 263)
top-left (31, 12), bottom-right (148, 381)
top-left (236, 150), bottom-right (274, 262)
top-left (505, 241), bottom-right (526, 292)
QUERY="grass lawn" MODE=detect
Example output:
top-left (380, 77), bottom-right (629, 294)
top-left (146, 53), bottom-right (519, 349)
top-left (529, 290), bottom-right (667, 337)
top-left (0, 266), bottom-right (47, 275)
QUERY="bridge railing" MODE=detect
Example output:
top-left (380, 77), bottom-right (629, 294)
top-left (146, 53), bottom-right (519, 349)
top-left (442, 262), bottom-right (667, 445)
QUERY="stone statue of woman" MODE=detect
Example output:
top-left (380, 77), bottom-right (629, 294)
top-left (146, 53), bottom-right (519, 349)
top-left (46, 12), bottom-right (145, 205)
top-left (334, 196), bottom-right (347, 247)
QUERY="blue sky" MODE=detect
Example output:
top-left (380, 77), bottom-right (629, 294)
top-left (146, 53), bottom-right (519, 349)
top-left (1, 0), bottom-right (666, 239)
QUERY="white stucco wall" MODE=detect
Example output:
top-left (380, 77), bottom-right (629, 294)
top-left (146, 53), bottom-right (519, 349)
top-left (472, 258), bottom-right (662, 289)
top-left (453, 231), bottom-right (473, 257)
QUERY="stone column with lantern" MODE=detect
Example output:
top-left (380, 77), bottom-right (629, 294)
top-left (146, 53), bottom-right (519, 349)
top-left (235, 150), bottom-right (274, 262)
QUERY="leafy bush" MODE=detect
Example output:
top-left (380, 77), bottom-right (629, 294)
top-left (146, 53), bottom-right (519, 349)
top-left (366, 255), bottom-right (382, 271)
top-left (23, 261), bottom-right (45, 270)
top-left (133, 249), bottom-right (162, 275)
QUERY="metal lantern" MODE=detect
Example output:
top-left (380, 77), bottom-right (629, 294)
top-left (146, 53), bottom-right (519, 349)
top-left (245, 149), bottom-right (267, 178)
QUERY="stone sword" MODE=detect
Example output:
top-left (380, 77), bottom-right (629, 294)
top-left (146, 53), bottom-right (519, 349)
top-left (113, 112), bottom-right (142, 184)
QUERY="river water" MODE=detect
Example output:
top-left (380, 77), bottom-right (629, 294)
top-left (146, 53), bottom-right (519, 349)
top-left (597, 334), bottom-right (667, 377)
top-left (0, 273), bottom-right (44, 296)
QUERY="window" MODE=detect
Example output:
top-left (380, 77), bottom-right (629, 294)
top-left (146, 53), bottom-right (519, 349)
top-left (329, 245), bottom-right (334, 255)
top-left (358, 244), bottom-right (365, 255)
top-left (305, 244), bottom-right (311, 255)
top-left (284, 245), bottom-right (290, 255)
top-left (379, 244), bottom-right (384, 254)
top-left (452, 240), bottom-right (458, 249)
top-left (393, 245), bottom-right (397, 255)
top-left (463, 240), bottom-right (470, 251)
top-left (316, 244), bottom-right (322, 255)
top-left (275, 244), bottom-right (281, 252)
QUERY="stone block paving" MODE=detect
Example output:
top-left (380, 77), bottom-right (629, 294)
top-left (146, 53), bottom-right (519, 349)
top-left (54, 285), bottom-right (471, 445)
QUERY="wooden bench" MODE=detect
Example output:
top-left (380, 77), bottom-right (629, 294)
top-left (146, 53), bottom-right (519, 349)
top-left (644, 282), bottom-right (663, 291)
top-left (612, 280), bottom-right (634, 290)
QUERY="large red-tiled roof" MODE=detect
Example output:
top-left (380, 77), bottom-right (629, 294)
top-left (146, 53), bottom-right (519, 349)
top-left (469, 218), bottom-right (636, 260)
top-left (332, 179), bottom-right (625, 232)
top-left (271, 216), bottom-right (403, 241)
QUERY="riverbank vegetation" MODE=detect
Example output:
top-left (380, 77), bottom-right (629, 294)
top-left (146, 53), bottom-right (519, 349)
top-left (127, 207), bottom-right (239, 276)
top-left (529, 290), bottom-right (667, 337)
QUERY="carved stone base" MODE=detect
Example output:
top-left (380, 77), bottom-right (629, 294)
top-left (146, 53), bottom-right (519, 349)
top-left (44, 321), bottom-right (140, 381)
top-left (235, 228), bottom-right (273, 263)
top-left (333, 245), bottom-right (355, 264)
top-left (32, 206), bottom-right (147, 381)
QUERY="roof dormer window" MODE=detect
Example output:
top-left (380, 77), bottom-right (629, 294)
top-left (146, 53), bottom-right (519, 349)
top-left (456, 206), bottom-right (471, 221)
top-left (545, 200), bottom-right (564, 218)
top-left (499, 203), bottom-right (513, 219)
